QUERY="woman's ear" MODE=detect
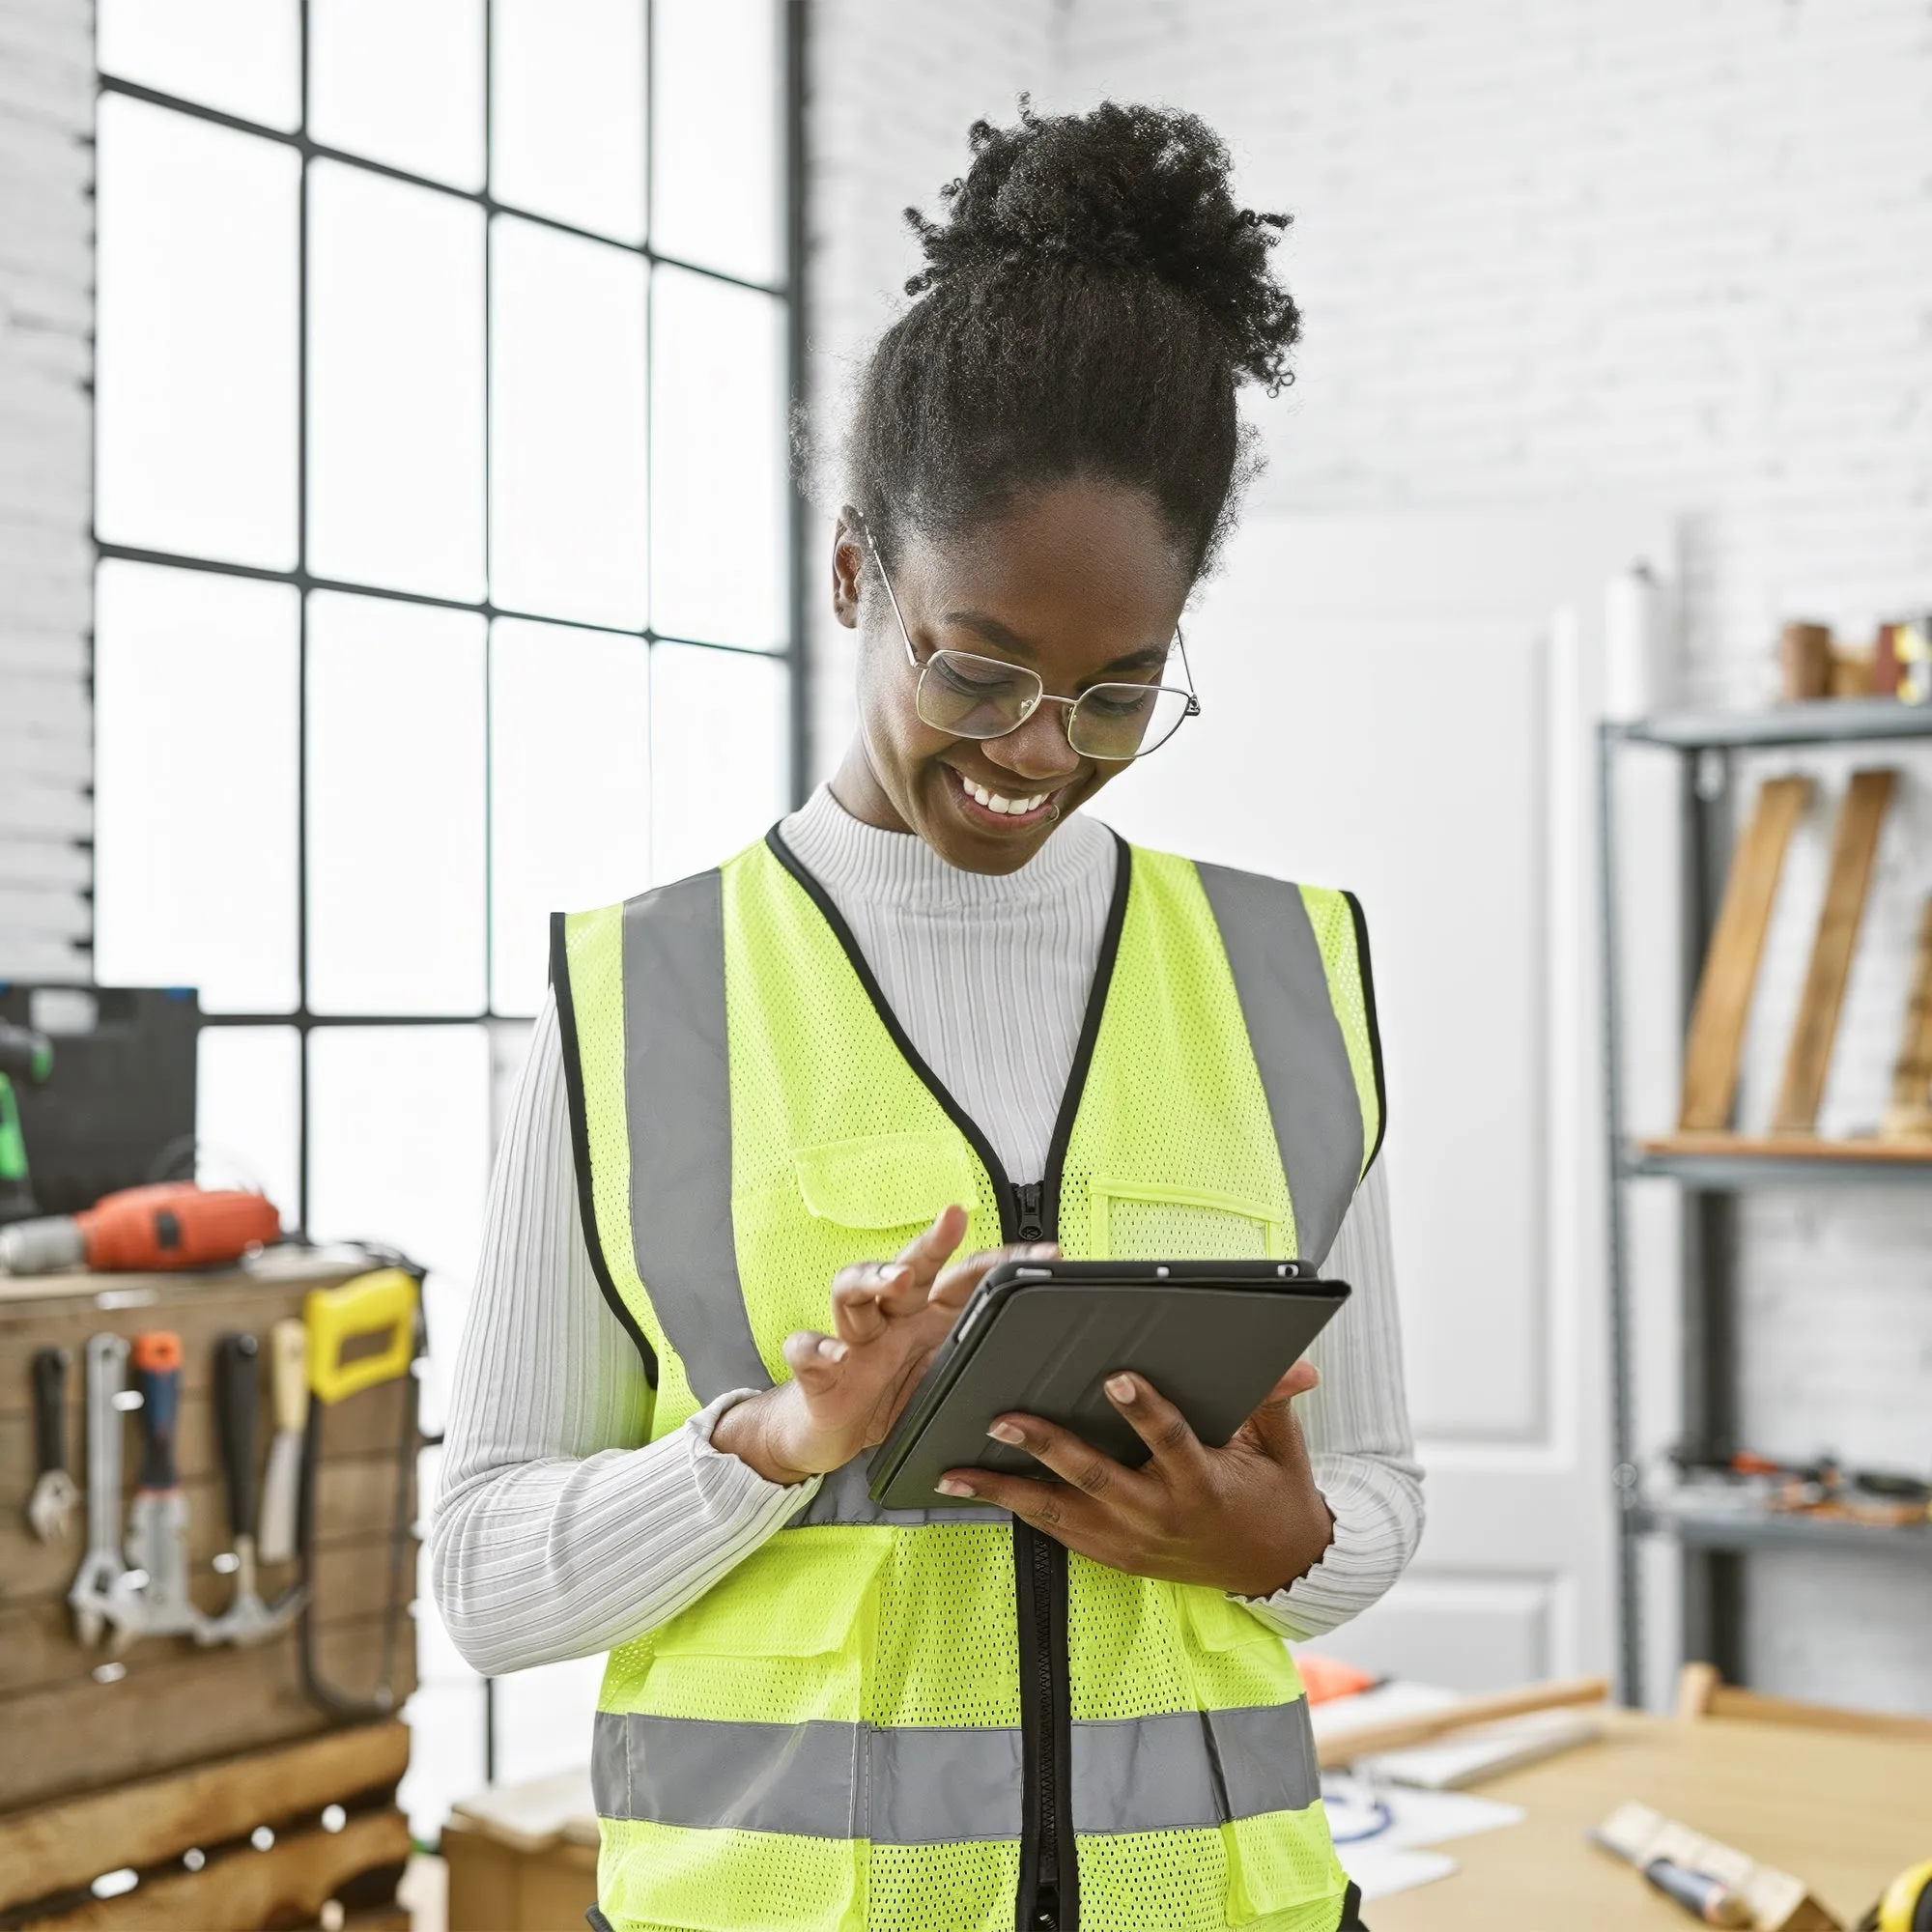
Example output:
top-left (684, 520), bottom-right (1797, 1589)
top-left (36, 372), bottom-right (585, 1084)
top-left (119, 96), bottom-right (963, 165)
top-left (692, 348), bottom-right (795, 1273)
top-left (831, 508), bottom-right (866, 630)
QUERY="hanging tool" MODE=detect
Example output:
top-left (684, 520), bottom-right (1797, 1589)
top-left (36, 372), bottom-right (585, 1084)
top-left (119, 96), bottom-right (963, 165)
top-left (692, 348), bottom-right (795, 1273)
top-left (68, 1333), bottom-right (134, 1647)
top-left (0, 1180), bottom-right (280, 1276)
top-left (298, 1267), bottom-right (422, 1716)
top-left (257, 1318), bottom-right (308, 1566)
top-left (0, 1020), bottom-right (52, 1226)
top-left (200, 1332), bottom-right (305, 1646)
top-left (26, 1346), bottom-right (77, 1541)
top-left (111, 1331), bottom-right (212, 1651)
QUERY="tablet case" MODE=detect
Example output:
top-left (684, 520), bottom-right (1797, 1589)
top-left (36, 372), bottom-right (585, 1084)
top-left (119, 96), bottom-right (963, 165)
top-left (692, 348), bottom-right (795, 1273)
top-left (867, 1260), bottom-right (1350, 1512)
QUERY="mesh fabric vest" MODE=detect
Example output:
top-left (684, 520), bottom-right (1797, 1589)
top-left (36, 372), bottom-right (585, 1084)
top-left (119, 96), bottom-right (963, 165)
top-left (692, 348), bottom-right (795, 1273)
top-left (554, 828), bottom-right (1384, 1932)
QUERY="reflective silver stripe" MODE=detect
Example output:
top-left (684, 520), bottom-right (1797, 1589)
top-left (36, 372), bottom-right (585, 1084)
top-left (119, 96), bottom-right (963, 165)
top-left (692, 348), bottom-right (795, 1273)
top-left (1194, 862), bottom-right (1365, 1266)
top-left (789, 1457), bottom-right (1010, 1529)
top-left (591, 1700), bottom-right (1320, 1841)
top-left (620, 872), bottom-right (768, 1402)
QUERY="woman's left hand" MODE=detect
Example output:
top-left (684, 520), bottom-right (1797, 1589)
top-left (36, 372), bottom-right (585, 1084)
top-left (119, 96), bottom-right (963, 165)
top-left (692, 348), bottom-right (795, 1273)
top-left (936, 1361), bottom-right (1335, 1600)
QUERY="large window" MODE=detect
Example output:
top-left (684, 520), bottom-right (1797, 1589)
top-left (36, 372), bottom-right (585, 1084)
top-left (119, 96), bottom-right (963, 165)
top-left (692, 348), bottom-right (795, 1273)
top-left (92, 0), bottom-right (798, 1817)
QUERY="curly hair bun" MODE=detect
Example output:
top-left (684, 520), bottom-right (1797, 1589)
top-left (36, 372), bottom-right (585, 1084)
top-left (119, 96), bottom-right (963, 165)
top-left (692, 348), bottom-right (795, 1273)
top-left (905, 100), bottom-right (1300, 393)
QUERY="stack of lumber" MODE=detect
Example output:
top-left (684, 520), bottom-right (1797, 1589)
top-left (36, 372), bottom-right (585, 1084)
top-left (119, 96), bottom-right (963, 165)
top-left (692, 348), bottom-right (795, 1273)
top-left (0, 1723), bottom-right (412, 1930)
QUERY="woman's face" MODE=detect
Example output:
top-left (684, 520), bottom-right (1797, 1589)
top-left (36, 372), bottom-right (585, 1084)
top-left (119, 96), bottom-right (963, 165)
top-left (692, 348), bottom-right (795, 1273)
top-left (831, 478), bottom-right (1194, 874)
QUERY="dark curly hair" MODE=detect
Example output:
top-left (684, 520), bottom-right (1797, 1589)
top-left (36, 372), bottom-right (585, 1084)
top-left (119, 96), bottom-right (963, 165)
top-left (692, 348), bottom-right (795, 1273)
top-left (847, 100), bottom-right (1301, 579)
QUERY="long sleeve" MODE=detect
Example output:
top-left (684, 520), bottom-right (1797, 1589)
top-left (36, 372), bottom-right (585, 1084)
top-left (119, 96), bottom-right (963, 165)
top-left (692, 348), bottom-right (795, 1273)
top-left (429, 992), bottom-right (817, 1677)
top-left (1236, 1160), bottom-right (1426, 1640)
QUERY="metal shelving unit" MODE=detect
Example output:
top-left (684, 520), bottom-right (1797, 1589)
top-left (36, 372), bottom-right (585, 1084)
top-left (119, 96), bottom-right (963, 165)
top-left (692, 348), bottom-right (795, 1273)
top-left (1599, 698), bottom-right (1932, 1704)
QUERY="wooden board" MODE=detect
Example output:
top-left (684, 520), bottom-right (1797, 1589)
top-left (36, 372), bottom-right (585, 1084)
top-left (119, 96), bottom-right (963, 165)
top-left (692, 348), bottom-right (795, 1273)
top-left (1639, 1131), bottom-right (1932, 1165)
top-left (1368, 1708), bottom-right (1932, 1931)
top-left (0, 1450), bottom-right (411, 1606)
top-left (1881, 895), bottom-right (1932, 1137)
top-left (21, 1804), bottom-right (410, 1932)
top-left (0, 1533), bottom-right (416, 1698)
top-left (0, 1610), bottom-right (416, 1813)
top-left (0, 1720), bottom-right (407, 1910)
top-left (1678, 775), bottom-right (1811, 1131)
top-left (1773, 768), bottom-right (1896, 1133)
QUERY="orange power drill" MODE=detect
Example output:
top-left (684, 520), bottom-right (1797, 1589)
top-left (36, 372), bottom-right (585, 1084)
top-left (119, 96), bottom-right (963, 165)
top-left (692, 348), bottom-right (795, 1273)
top-left (0, 1181), bottom-right (281, 1276)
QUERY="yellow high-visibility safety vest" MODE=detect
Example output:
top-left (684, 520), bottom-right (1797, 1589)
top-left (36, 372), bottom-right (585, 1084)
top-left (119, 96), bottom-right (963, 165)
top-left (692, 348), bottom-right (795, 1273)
top-left (554, 827), bottom-right (1384, 1932)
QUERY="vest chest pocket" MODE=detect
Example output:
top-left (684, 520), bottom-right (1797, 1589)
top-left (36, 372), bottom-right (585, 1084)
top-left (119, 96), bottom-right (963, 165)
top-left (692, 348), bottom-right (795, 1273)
top-left (1086, 1177), bottom-right (1287, 1262)
top-left (792, 1131), bottom-right (978, 1232)
top-left (642, 1529), bottom-right (894, 1729)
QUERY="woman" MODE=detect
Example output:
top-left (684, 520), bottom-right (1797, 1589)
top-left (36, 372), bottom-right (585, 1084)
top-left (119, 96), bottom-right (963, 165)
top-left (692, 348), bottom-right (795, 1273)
top-left (436, 101), bottom-right (1420, 1932)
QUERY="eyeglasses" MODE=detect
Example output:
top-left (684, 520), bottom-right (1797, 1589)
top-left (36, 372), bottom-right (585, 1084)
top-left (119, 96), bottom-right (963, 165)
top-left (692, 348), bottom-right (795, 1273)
top-left (859, 520), bottom-right (1201, 762)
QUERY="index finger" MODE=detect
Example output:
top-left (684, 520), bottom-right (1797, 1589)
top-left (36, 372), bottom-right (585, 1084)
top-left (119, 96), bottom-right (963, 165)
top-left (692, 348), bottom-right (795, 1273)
top-left (894, 1205), bottom-right (971, 1293)
top-left (928, 1239), bottom-right (1060, 1312)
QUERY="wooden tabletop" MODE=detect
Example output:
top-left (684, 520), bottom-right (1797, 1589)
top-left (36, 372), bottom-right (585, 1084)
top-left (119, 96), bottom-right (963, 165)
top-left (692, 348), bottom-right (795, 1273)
top-left (1366, 1710), bottom-right (1932, 1929)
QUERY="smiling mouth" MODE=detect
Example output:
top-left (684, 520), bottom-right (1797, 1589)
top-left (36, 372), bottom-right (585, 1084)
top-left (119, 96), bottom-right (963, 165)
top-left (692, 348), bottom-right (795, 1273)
top-left (947, 765), bottom-right (1063, 828)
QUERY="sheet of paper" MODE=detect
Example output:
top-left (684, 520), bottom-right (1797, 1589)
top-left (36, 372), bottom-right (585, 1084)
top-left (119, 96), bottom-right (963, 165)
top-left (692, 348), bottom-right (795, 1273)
top-left (1340, 1843), bottom-right (1460, 1900)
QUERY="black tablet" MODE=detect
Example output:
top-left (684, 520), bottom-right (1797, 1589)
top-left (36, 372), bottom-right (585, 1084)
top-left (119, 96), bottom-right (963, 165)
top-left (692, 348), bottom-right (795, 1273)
top-left (867, 1258), bottom-right (1350, 1512)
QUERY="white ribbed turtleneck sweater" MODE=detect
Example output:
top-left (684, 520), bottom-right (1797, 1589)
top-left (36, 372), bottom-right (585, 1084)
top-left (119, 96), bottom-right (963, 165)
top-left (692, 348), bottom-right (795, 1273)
top-left (432, 787), bottom-right (1423, 1675)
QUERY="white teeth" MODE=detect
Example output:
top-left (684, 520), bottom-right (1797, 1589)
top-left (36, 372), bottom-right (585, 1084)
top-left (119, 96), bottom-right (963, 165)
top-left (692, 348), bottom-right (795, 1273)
top-left (962, 776), bottom-right (1047, 816)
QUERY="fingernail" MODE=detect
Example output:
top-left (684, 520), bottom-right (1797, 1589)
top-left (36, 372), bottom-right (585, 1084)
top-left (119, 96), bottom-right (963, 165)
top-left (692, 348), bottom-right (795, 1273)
top-left (1028, 1242), bottom-right (1056, 1258)
top-left (1106, 1374), bottom-right (1136, 1402)
top-left (986, 1420), bottom-right (1024, 1444)
top-left (818, 1339), bottom-right (847, 1361)
top-left (935, 1478), bottom-right (973, 1497)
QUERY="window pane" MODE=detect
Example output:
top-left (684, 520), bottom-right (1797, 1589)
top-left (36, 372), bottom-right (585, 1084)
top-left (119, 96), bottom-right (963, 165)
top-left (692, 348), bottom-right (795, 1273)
top-left (99, 0), bottom-right (299, 130)
top-left (490, 218), bottom-right (648, 629)
top-left (651, 0), bottom-right (782, 285)
top-left (308, 163), bottom-right (485, 600)
top-left (197, 1026), bottom-right (300, 1222)
top-left (306, 593), bottom-right (487, 1014)
top-left (490, 0), bottom-right (645, 242)
top-left (96, 97), bottom-right (299, 569)
top-left (650, 643), bottom-right (787, 883)
top-left (309, 0), bottom-right (485, 188)
top-left (490, 621), bottom-right (650, 1015)
top-left (650, 268), bottom-right (786, 650)
top-left (94, 562), bottom-right (298, 1011)
top-left (306, 1024), bottom-right (491, 1286)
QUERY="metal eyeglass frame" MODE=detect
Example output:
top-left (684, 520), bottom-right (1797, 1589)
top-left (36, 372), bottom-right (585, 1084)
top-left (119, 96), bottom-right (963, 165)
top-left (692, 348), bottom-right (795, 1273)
top-left (855, 514), bottom-right (1202, 761)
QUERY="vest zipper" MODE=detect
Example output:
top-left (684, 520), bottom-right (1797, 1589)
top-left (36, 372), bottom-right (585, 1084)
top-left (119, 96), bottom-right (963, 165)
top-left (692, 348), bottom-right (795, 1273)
top-left (1012, 1181), bottom-right (1045, 1243)
top-left (762, 825), bottom-right (1133, 1932)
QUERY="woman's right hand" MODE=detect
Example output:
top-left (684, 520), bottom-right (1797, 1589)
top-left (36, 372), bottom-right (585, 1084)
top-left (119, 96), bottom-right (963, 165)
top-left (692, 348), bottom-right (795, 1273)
top-left (712, 1205), bottom-right (1054, 1486)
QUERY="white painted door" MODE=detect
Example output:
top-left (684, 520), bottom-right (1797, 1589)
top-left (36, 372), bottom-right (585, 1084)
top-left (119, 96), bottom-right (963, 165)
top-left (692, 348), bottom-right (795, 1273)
top-left (1098, 506), bottom-right (1669, 1691)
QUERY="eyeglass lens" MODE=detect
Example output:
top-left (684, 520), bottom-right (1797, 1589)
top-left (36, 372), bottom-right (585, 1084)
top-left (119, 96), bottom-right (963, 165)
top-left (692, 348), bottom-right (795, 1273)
top-left (916, 649), bottom-right (1192, 760)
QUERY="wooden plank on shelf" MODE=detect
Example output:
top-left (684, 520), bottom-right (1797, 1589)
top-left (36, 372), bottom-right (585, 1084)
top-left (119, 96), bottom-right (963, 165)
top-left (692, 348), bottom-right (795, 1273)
top-left (0, 1262), bottom-right (367, 1393)
top-left (1678, 775), bottom-right (1811, 1131)
top-left (0, 1376), bottom-right (412, 1493)
top-left (19, 1804), bottom-right (410, 1932)
top-left (0, 1610), bottom-right (417, 1814)
top-left (0, 1721), bottom-right (407, 1912)
top-left (1638, 1131), bottom-right (1932, 1165)
top-left (0, 1532), bottom-right (416, 1697)
top-left (1773, 768), bottom-right (1896, 1134)
top-left (1880, 895), bottom-right (1932, 1139)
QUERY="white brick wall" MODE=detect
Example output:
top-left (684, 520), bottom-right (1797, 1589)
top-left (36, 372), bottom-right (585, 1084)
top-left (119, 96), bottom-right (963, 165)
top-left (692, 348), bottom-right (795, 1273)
top-left (0, 0), bottom-right (93, 983)
top-left (800, 0), bottom-right (1066, 778)
top-left (804, 0), bottom-right (1932, 1709)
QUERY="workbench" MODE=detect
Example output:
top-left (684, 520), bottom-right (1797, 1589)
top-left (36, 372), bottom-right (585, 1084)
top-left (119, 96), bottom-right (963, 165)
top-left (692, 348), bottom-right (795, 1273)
top-left (1368, 1708), bottom-right (1931, 1928)
top-left (0, 1253), bottom-right (419, 1928)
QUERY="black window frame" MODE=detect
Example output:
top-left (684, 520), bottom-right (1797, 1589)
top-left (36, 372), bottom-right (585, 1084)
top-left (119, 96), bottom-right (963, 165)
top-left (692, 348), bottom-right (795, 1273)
top-left (90, 1), bottom-right (810, 1235)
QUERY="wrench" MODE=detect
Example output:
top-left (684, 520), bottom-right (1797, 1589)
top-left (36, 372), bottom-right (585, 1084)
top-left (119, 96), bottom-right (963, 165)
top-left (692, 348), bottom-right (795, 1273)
top-left (26, 1347), bottom-right (77, 1541)
top-left (68, 1334), bottom-right (134, 1647)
